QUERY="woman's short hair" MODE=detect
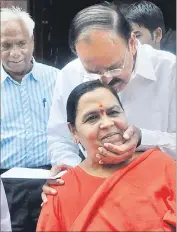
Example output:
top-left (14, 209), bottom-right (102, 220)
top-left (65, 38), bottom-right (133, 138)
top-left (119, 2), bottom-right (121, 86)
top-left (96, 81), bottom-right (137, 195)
top-left (67, 80), bottom-right (123, 127)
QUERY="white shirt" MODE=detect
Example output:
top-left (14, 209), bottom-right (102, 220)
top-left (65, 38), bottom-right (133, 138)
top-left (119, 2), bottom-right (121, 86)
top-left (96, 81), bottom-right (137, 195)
top-left (48, 43), bottom-right (176, 166)
top-left (0, 179), bottom-right (12, 232)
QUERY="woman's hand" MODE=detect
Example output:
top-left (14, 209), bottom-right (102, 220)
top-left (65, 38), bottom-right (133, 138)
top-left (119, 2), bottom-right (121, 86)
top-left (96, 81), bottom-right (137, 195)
top-left (41, 164), bottom-right (72, 205)
top-left (96, 125), bottom-right (142, 164)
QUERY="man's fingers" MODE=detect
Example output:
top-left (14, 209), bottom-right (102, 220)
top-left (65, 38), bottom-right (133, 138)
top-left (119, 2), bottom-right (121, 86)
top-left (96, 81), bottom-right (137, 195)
top-left (50, 164), bottom-right (72, 176)
top-left (94, 125), bottom-right (141, 165)
top-left (123, 125), bottom-right (135, 140)
top-left (42, 183), bottom-right (57, 195)
top-left (50, 166), bottom-right (61, 176)
top-left (41, 180), bottom-right (65, 204)
top-left (47, 178), bottom-right (65, 186)
top-left (103, 143), bottom-right (136, 155)
top-left (115, 138), bottom-right (138, 153)
top-left (113, 120), bottom-right (128, 132)
top-left (101, 151), bottom-right (132, 164)
top-left (41, 192), bottom-right (48, 206)
top-left (97, 147), bottom-right (106, 157)
top-left (96, 147), bottom-right (133, 164)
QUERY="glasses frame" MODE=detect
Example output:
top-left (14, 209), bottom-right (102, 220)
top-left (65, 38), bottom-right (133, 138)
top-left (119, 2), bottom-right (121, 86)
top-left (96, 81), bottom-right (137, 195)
top-left (102, 47), bottom-right (128, 79)
top-left (84, 47), bottom-right (128, 81)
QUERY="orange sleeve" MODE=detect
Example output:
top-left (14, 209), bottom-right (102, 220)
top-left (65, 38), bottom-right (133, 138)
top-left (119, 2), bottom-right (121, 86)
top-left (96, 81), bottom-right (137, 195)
top-left (36, 192), bottom-right (65, 231)
top-left (163, 158), bottom-right (176, 228)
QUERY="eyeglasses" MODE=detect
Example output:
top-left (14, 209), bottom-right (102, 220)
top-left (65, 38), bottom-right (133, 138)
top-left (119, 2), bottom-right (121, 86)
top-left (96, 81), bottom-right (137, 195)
top-left (84, 48), bottom-right (128, 84)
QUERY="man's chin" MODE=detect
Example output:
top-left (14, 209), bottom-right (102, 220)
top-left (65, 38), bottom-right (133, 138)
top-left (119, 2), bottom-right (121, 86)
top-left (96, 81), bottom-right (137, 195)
top-left (5, 66), bottom-right (26, 75)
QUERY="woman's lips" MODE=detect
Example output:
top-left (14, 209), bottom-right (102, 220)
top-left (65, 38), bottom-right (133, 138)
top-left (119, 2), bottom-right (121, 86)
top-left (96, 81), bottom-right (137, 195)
top-left (101, 133), bottom-right (122, 143)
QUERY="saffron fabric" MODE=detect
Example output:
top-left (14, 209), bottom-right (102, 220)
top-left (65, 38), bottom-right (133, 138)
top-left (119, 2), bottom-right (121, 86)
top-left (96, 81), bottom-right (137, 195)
top-left (37, 149), bottom-right (176, 231)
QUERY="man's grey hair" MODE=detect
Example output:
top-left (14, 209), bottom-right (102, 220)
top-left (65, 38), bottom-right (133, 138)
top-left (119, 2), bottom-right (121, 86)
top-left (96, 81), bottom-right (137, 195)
top-left (1, 6), bottom-right (35, 37)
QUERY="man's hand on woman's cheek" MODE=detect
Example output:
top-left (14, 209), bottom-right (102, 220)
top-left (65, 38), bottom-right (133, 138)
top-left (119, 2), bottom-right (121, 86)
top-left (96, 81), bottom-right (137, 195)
top-left (41, 164), bottom-right (72, 205)
top-left (96, 125), bottom-right (142, 164)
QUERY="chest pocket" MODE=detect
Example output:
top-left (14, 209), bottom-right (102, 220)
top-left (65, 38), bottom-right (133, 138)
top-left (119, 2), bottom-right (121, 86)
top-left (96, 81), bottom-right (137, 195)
top-left (41, 99), bottom-right (50, 131)
top-left (31, 96), bottom-right (51, 132)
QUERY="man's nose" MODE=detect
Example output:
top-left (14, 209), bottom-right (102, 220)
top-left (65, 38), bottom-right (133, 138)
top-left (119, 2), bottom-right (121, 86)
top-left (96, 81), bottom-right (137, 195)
top-left (10, 45), bottom-right (21, 57)
top-left (101, 74), bottom-right (113, 84)
top-left (100, 116), bottom-right (114, 129)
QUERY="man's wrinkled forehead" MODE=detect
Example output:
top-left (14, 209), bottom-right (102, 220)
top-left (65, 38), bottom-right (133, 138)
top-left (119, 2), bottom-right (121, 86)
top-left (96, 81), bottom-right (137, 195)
top-left (76, 30), bottom-right (126, 73)
top-left (76, 29), bottom-right (126, 50)
top-left (1, 19), bottom-right (30, 38)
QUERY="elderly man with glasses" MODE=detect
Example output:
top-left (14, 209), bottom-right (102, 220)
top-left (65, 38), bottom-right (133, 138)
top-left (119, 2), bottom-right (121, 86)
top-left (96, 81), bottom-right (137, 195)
top-left (43, 2), bottom-right (176, 199)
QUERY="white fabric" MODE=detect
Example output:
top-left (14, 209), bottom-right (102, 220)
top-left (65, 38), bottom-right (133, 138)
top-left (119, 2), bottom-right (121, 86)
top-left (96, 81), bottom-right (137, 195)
top-left (48, 43), bottom-right (176, 166)
top-left (0, 179), bottom-right (12, 232)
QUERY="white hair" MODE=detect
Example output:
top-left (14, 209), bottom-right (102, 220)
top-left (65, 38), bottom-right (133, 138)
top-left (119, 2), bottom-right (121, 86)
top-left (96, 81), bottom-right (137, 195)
top-left (1, 6), bottom-right (35, 37)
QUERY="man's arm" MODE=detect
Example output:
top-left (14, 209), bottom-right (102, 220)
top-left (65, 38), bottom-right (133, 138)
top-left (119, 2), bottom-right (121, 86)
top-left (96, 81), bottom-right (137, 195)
top-left (138, 63), bottom-right (176, 159)
top-left (138, 130), bottom-right (176, 159)
top-left (48, 76), bottom-right (81, 167)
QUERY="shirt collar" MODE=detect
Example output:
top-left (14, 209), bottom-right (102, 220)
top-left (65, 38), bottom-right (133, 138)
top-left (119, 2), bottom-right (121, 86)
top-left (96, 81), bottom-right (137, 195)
top-left (1, 57), bottom-right (40, 84)
top-left (30, 58), bottom-right (40, 81)
top-left (133, 41), bottom-right (157, 81)
top-left (1, 64), bottom-right (8, 84)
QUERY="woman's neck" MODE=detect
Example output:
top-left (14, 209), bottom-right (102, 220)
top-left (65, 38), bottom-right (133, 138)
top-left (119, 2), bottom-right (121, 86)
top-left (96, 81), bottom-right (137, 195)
top-left (79, 151), bottom-right (142, 178)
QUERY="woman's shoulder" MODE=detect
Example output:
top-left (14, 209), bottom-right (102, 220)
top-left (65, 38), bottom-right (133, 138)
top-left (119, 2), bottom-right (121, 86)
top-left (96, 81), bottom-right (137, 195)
top-left (139, 149), bottom-right (176, 171)
top-left (145, 149), bottom-right (175, 163)
top-left (51, 166), bottom-right (81, 195)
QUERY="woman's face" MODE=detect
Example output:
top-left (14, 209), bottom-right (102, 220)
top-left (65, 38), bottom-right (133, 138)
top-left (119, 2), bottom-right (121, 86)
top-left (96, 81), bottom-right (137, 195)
top-left (70, 88), bottom-right (128, 158)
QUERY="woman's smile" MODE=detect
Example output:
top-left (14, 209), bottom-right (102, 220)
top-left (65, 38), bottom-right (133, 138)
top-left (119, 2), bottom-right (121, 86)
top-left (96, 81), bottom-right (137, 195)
top-left (100, 132), bottom-right (122, 144)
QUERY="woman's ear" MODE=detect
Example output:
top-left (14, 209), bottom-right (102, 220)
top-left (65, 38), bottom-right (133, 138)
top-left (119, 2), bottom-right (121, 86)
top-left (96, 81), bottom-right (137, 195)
top-left (67, 122), bottom-right (80, 144)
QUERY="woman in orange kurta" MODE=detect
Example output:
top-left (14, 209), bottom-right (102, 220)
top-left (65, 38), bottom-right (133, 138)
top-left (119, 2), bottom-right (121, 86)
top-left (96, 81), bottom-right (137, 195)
top-left (37, 81), bottom-right (176, 231)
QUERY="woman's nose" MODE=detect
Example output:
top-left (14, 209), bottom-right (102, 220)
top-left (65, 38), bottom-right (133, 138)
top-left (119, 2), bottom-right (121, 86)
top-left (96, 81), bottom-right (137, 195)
top-left (100, 117), bottom-right (114, 129)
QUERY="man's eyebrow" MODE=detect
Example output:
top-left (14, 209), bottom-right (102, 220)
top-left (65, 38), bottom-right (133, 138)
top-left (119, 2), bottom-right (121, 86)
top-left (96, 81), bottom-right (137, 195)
top-left (133, 31), bottom-right (141, 35)
top-left (106, 62), bottom-right (121, 71)
top-left (86, 69), bottom-right (100, 74)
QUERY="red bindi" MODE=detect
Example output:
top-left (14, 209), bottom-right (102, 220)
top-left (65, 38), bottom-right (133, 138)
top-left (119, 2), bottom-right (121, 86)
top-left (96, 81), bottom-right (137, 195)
top-left (98, 103), bottom-right (103, 108)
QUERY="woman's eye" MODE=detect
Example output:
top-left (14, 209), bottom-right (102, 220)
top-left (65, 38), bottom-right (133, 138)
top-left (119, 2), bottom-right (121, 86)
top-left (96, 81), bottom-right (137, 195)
top-left (85, 115), bottom-right (99, 123)
top-left (108, 111), bottom-right (120, 116)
